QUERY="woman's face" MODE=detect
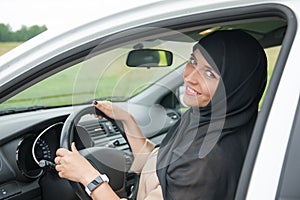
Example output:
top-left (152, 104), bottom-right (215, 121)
top-left (183, 48), bottom-right (220, 107)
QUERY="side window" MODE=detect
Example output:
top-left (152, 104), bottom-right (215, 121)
top-left (276, 97), bottom-right (300, 199)
top-left (260, 45), bottom-right (281, 107)
top-left (0, 39), bottom-right (190, 110)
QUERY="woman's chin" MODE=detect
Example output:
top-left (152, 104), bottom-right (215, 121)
top-left (183, 95), bottom-right (210, 108)
top-left (183, 96), bottom-right (196, 107)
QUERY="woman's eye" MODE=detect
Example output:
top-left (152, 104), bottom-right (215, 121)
top-left (205, 70), bottom-right (216, 79)
top-left (189, 57), bottom-right (197, 65)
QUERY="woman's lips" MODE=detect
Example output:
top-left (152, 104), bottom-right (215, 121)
top-left (185, 86), bottom-right (200, 96)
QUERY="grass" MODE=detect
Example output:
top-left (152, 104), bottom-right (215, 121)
top-left (0, 42), bottom-right (22, 56)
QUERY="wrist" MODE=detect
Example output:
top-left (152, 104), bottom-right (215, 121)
top-left (81, 169), bottom-right (101, 187)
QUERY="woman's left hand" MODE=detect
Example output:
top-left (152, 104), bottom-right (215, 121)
top-left (55, 142), bottom-right (100, 186)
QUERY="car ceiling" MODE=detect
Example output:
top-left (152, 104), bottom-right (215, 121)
top-left (157, 17), bottom-right (286, 49)
top-left (184, 19), bottom-right (286, 48)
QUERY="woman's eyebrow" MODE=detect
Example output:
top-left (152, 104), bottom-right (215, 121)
top-left (190, 53), bottom-right (197, 61)
top-left (204, 65), bottom-right (214, 71)
top-left (191, 52), bottom-right (220, 75)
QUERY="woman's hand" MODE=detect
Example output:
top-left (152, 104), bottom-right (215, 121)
top-left (94, 100), bottom-right (146, 154)
top-left (55, 143), bottom-right (120, 199)
top-left (55, 142), bottom-right (100, 186)
top-left (93, 101), bottom-right (132, 123)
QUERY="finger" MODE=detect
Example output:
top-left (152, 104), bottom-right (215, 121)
top-left (94, 103), bottom-right (106, 118)
top-left (93, 113), bottom-right (103, 120)
top-left (94, 102), bottom-right (103, 111)
top-left (99, 104), bottom-right (112, 116)
top-left (95, 115), bottom-right (103, 120)
top-left (56, 148), bottom-right (70, 156)
top-left (93, 100), bottom-right (104, 108)
top-left (54, 157), bottom-right (60, 165)
top-left (92, 100), bottom-right (98, 105)
top-left (102, 100), bottom-right (112, 108)
top-left (58, 171), bottom-right (64, 178)
top-left (55, 164), bottom-right (61, 172)
top-left (71, 142), bottom-right (78, 153)
top-left (98, 100), bottom-right (110, 109)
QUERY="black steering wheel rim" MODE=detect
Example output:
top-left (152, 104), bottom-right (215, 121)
top-left (60, 105), bottom-right (134, 199)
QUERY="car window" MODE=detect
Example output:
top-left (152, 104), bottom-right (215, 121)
top-left (0, 39), bottom-right (193, 110)
top-left (0, 17), bottom-right (287, 115)
top-left (259, 45), bottom-right (281, 107)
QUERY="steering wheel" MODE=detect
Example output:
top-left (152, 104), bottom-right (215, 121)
top-left (60, 105), bottom-right (137, 199)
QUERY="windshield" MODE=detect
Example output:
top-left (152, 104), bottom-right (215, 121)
top-left (0, 39), bottom-right (193, 111)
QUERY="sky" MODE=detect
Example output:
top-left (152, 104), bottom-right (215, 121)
top-left (1, 0), bottom-right (160, 31)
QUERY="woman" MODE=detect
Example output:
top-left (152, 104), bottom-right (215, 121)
top-left (55, 30), bottom-right (267, 200)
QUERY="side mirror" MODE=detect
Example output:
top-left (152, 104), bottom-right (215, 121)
top-left (126, 49), bottom-right (173, 68)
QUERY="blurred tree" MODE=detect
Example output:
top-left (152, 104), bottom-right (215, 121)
top-left (28, 25), bottom-right (47, 39)
top-left (14, 26), bottom-right (29, 41)
top-left (0, 23), bottom-right (12, 41)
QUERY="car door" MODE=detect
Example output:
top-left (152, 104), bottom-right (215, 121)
top-left (0, 1), bottom-right (298, 200)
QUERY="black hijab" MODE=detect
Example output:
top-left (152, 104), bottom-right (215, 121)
top-left (156, 30), bottom-right (267, 200)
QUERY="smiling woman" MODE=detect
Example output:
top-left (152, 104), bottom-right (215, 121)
top-left (0, 1), bottom-right (297, 200)
top-left (183, 50), bottom-right (221, 107)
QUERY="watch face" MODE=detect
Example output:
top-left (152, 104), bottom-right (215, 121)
top-left (88, 176), bottom-right (104, 191)
top-left (93, 176), bottom-right (103, 185)
top-left (87, 175), bottom-right (109, 192)
top-left (85, 175), bottom-right (109, 196)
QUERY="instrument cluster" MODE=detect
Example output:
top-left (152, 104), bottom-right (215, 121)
top-left (16, 122), bottom-right (63, 178)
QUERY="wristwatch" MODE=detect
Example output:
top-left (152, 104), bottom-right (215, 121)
top-left (85, 174), bottom-right (109, 196)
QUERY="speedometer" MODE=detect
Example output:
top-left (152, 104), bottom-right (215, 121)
top-left (34, 138), bottom-right (51, 162)
top-left (32, 122), bottom-right (63, 165)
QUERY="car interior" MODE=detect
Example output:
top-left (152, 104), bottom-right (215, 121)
top-left (0, 4), bottom-right (294, 200)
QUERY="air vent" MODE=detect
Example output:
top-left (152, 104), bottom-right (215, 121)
top-left (80, 120), bottom-right (123, 147)
top-left (84, 122), bottom-right (106, 137)
top-left (112, 123), bottom-right (121, 134)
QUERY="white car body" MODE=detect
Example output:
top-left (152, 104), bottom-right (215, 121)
top-left (0, 0), bottom-right (299, 199)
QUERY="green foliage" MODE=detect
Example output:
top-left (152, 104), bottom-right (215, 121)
top-left (0, 23), bottom-right (47, 42)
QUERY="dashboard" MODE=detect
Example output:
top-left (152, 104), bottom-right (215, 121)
top-left (0, 102), bottom-right (180, 199)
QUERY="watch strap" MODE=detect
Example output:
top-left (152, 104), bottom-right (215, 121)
top-left (85, 174), bottom-right (109, 196)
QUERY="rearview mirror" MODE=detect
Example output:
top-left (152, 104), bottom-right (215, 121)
top-left (126, 49), bottom-right (173, 67)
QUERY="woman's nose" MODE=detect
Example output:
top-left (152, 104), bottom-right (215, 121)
top-left (184, 65), bottom-right (201, 84)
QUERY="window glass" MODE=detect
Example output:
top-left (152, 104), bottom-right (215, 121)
top-left (259, 45), bottom-right (281, 107)
top-left (0, 18), bottom-right (287, 113)
top-left (0, 40), bottom-right (193, 110)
